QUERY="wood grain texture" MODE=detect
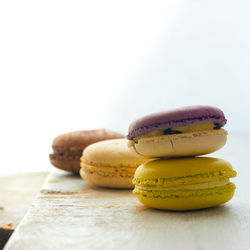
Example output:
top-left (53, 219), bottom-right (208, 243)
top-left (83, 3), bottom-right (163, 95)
top-left (0, 172), bottom-right (48, 228)
top-left (4, 134), bottom-right (250, 250)
top-left (0, 172), bottom-right (48, 250)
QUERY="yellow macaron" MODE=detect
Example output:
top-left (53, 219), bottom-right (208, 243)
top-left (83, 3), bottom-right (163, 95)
top-left (133, 157), bottom-right (236, 211)
top-left (80, 138), bottom-right (148, 189)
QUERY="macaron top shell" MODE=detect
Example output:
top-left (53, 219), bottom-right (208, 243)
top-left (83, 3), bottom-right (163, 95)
top-left (134, 157), bottom-right (235, 180)
top-left (82, 138), bottom-right (147, 168)
top-left (52, 129), bottom-right (124, 154)
top-left (127, 106), bottom-right (226, 140)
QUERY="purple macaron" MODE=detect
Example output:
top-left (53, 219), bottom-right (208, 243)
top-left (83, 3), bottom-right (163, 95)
top-left (127, 105), bottom-right (227, 140)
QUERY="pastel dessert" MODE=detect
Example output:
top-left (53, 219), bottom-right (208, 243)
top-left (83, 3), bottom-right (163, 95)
top-left (127, 105), bottom-right (227, 158)
top-left (80, 139), bottom-right (148, 188)
top-left (50, 129), bottom-right (124, 173)
top-left (133, 157), bottom-right (236, 211)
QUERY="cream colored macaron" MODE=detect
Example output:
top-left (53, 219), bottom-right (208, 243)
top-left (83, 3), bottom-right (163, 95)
top-left (80, 139), bottom-right (148, 188)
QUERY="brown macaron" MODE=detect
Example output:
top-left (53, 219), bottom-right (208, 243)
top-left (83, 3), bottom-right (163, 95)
top-left (49, 129), bottom-right (124, 173)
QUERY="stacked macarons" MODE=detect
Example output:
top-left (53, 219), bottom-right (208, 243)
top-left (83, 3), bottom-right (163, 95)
top-left (49, 105), bottom-right (237, 210)
top-left (127, 106), bottom-right (237, 211)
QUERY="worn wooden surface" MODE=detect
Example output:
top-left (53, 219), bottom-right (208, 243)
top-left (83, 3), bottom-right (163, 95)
top-left (0, 172), bottom-right (48, 228)
top-left (0, 172), bottom-right (48, 249)
top-left (4, 134), bottom-right (250, 250)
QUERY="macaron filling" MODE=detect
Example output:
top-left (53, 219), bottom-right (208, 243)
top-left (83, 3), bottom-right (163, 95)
top-left (133, 169), bottom-right (236, 188)
top-left (81, 161), bottom-right (136, 178)
top-left (135, 179), bottom-right (230, 191)
top-left (53, 149), bottom-right (83, 157)
top-left (130, 122), bottom-right (223, 144)
top-left (133, 166), bottom-right (236, 198)
top-left (133, 182), bottom-right (236, 199)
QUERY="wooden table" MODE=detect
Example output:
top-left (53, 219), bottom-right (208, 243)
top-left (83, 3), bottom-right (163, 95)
top-left (0, 172), bottom-right (48, 249)
top-left (4, 134), bottom-right (250, 250)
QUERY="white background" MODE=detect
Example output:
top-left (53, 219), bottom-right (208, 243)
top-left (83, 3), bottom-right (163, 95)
top-left (0, 0), bottom-right (250, 176)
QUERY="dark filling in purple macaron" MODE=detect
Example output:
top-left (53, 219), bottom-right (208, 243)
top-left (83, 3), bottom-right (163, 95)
top-left (213, 123), bottom-right (221, 130)
top-left (163, 128), bottom-right (182, 135)
top-left (162, 123), bottom-right (221, 135)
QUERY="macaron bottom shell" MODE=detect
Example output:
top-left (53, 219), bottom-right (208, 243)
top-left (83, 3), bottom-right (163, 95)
top-left (131, 129), bottom-right (227, 158)
top-left (133, 183), bottom-right (236, 211)
top-left (49, 154), bottom-right (80, 173)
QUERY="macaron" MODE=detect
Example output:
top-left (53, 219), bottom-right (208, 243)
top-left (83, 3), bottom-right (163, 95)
top-left (133, 157), bottom-right (236, 211)
top-left (127, 105), bottom-right (227, 158)
top-left (49, 129), bottom-right (124, 173)
top-left (80, 138), bottom-right (148, 188)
